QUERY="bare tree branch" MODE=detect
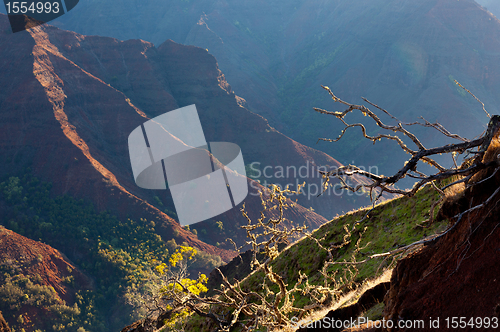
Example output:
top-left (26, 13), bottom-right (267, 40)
top-left (314, 85), bottom-right (500, 201)
top-left (455, 80), bottom-right (491, 119)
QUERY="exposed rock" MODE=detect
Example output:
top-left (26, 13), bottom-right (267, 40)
top-left (120, 319), bottom-right (149, 332)
top-left (0, 226), bottom-right (90, 302)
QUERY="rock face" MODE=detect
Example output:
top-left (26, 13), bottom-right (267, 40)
top-left (297, 282), bottom-right (390, 332)
top-left (49, 0), bottom-right (500, 176)
top-left (383, 133), bottom-right (500, 331)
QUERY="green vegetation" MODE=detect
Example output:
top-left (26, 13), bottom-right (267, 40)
top-left (362, 302), bottom-right (385, 321)
top-left (0, 257), bottom-right (100, 332)
top-left (0, 170), bottom-right (222, 332)
top-left (239, 184), bottom-right (445, 309)
top-left (216, 220), bottom-right (224, 231)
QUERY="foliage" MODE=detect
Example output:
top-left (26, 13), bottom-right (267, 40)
top-left (0, 171), bottom-right (199, 331)
top-left (109, 175), bottom-right (444, 332)
top-left (0, 268), bottom-right (92, 332)
top-left (189, 250), bottom-right (224, 272)
top-left (216, 220), bottom-right (224, 231)
top-left (178, 184), bottom-right (373, 331)
top-left (240, 183), bottom-right (445, 310)
top-left (126, 246), bottom-right (208, 331)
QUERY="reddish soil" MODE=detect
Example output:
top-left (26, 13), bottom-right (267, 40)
top-left (0, 226), bottom-right (91, 331)
top-left (0, 226), bottom-right (89, 304)
top-left (383, 132), bottom-right (500, 331)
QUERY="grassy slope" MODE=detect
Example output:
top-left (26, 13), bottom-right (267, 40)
top-left (244, 184), bottom-right (445, 301)
top-left (185, 184), bottom-right (448, 329)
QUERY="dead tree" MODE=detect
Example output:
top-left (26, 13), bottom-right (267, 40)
top-left (314, 85), bottom-right (500, 202)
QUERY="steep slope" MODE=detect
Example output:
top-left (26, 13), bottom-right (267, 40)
top-left (176, 183), bottom-right (447, 331)
top-left (0, 226), bottom-right (90, 303)
top-left (383, 133), bottom-right (500, 331)
top-left (0, 226), bottom-right (92, 332)
top-left (45, 0), bottom-right (500, 177)
top-left (180, 137), bottom-right (500, 332)
top-left (0, 14), bottom-right (237, 261)
top-left (283, 128), bottom-right (500, 332)
top-left (0, 12), bottom-right (373, 251)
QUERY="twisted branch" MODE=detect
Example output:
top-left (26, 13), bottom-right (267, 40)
top-left (314, 85), bottom-right (500, 200)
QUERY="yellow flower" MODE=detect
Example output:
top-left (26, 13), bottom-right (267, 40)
top-left (155, 263), bottom-right (167, 275)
